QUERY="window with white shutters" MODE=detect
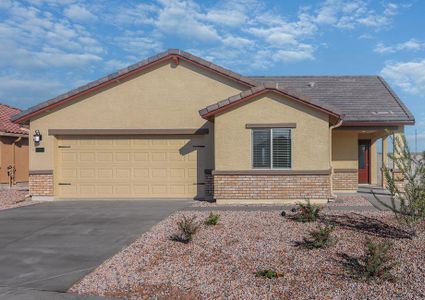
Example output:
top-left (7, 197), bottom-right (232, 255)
top-left (252, 128), bottom-right (291, 169)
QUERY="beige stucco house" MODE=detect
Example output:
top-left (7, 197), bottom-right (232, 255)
top-left (12, 50), bottom-right (414, 202)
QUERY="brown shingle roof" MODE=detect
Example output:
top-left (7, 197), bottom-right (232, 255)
top-left (0, 104), bottom-right (28, 135)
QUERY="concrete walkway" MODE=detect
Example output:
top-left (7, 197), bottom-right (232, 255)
top-left (356, 186), bottom-right (399, 211)
top-left (0, 200), bottom-right (191, 299)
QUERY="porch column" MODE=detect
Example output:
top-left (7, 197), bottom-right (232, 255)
top-left (370, 138), bottom-right (378, 185)
top-left (381, 135), bottom-right (388, 187)
top-left (392, 128), bottom-right (405, 190)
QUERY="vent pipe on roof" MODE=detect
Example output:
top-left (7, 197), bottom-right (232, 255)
top-left (308, 82), bottom-right (315, 87)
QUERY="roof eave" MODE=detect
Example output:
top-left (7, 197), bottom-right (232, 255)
top-left (341, 120), bottom-right (415, 126)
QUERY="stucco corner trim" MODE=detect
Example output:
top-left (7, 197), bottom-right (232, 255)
top-left (245, 123), bottom-right (296, 129)
top-left (48, 128), bottom-right (209, 136)
top-left (29, 170), bottom-right (53, 175)
top-left (212, 169), bottom-right (331, 176)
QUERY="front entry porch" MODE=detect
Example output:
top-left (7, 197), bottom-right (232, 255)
top-left (331, 126), bottom-right (403, 193)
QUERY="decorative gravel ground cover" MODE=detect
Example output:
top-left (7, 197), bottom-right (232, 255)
top-left (70, 209), bottom-right (425, 300)
top-left (0, 190), bottom-right (36, 210)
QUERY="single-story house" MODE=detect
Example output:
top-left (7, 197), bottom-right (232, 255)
top-left (0, 104), bottom-right (29, 185)
top-left (12, 49), bottom-right (414, 202)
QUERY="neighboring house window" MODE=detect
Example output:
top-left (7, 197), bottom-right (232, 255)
top-left (252, 128), bottom-right (291, 169)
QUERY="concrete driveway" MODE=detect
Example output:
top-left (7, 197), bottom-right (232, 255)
top-left (0, 199), bottom-right (191, 299)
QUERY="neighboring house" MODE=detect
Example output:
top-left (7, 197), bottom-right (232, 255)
top-left (0, 104), bottom-right (29, 185)
top-left (12, 50), bottom-right (414, 202)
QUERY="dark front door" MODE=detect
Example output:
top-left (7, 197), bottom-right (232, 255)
top-left (358, 139), bottom-right (371, 184)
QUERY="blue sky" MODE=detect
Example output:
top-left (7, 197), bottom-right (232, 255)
top-left (0, 0), bottom-right (424, 150)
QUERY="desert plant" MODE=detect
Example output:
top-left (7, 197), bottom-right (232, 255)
top-left (204, 212), bottom-right (220, 225)
top-left (303, 223), bottom-right (335, 249)
top-left (170, 215), bottom-right (200, 244)
top-left (382, 134), bottom-right (425, 236)
top-left (342, 238), bottom-right (396, 281)
top-left (296, 200), bottom-right (321, 222)
top-left (254, 269), bottom-right (284, 279)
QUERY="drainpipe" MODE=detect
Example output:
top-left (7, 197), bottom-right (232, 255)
top-left (329, 119), bottom-right (343, 201)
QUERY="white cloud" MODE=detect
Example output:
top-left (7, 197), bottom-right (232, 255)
top-left (273, 44), bottom-right (315, 62)
top-left (381, 59), bottom-right (425, 95)
top-left (0, 75), bottom-right (64, 107)
top-left (154, 0), bottom-right (221, 42)
top-left (64, 4), bottom-right (98, 22)
top-left (374, 39), bottom-right (425, 54)
top-left (104, 59), bottom-right (131, 71)
top-left (0, 1), bottom-right (103, 70)
top-left (315, 0), bottom-right (399, 29)
top-left (114, 35), bottom-right (163, 56)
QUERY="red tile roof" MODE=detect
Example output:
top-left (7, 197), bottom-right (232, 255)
top-left (0, 104), bottom-right (28, 135)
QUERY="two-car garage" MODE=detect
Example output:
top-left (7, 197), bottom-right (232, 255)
top-left (55, 134), bottom-right (205, 199)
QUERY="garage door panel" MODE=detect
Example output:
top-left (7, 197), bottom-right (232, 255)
top-left (56, 136), bottom-right (203, 198)
top-left (134, 152), bottom-right (149, 161)
top-left (134, 168), bottom-right (149, 177)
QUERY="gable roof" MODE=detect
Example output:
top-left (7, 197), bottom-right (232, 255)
top-left (249, 76), bottom-right (414, 125)
top-left (12, 49), bottom-right (257, 124)
top-left (0, 104), bottom-right (28, 136)
top-left (12, 50), bottom-right (414, 125)
top-left (199, 83), bottom-right (342, 119)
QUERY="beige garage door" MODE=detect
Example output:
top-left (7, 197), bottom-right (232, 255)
top-left (56, 136), bottom-right (203, 198)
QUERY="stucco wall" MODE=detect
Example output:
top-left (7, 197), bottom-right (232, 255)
top-left (214, 93), bottom-right (331, 171)
top-left (0, 137), bottom-right (29, 183)
top-left (28, 60), bottom-right (247, 171)
top-left (331, 131), bottom-right (358, 169)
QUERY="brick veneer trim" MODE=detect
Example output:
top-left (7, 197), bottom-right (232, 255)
top-left (29, 174), bottom-right (54, 196)
top-left (214, 174), bottom-right (331, 200)
top-left (332, 169), bottom-right (358, 191)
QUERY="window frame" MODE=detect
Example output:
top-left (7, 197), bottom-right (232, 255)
top-left (251, 128), bottom-right (292, 170)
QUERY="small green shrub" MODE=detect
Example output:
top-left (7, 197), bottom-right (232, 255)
top-left (341, 238), bottom-right (396, 281)
top-left (303, 223), bottom-right (335, 249)
top-left (170, 215), bottom-right (200, 244)
top-left (255, 269), bottom-right (284, 279)
top-left (362, 238), bottom-right (396, 280)
top-left (204, 212), bottom-right (220, 225)
top-left (296, 201), bottom-right (321, 222)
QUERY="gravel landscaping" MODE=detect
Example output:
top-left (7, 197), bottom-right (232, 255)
top-left (70, 207), bottom-right (425, 300)
top-left (0, 189), bottom-right (36, 210)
